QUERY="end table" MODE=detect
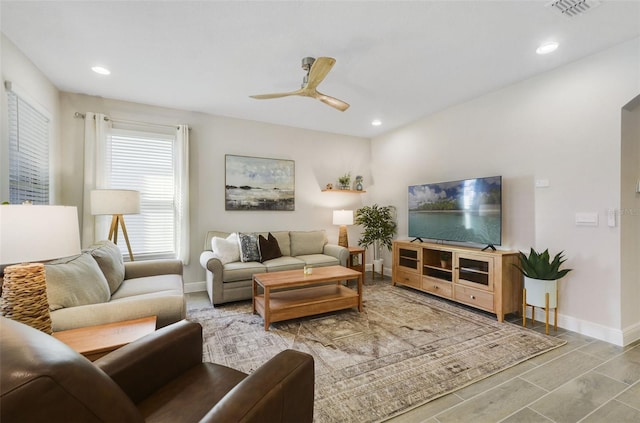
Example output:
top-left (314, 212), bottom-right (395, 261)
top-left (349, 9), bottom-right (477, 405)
top-left (347, 247), bottom-right (365, 275)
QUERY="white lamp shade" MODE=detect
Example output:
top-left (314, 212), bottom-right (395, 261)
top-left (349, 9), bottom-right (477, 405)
top-left (91, 189), bottom-right (140, 215)
top-left (333, 210), bottom-right (354, 226)
top-left (0, 205), bottom-right (81, 265)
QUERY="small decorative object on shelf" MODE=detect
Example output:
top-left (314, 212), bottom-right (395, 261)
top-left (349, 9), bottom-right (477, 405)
top-left (325, 183), bottom-right (333, 190)
top-left (338, 173), bottom-right (351, 190)
top-left (354, 175), bottom-right (364, 191)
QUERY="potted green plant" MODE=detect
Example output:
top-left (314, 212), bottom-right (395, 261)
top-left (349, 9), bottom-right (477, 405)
top-left (355, 204), bottom-right (397, 273)
top-left (515, 248), bottom-right (572, 309)
top-left (338, 173), bottom-right (351, 190)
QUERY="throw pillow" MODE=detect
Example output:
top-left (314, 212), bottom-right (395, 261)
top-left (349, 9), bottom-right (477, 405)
top-left (259, 232), bottom-right (283, 262)
top-left (83, 240), bottom-right (125, 294)
top-left (211, 233), bottom-right (240, 264)
top-left (238, 232), bottom-right (261, 262)
top-left (45, 253), bottom-right (111, 311)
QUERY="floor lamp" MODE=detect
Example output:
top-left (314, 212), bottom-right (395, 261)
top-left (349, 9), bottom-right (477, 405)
top-left (0, 205), bottom-right (81, 334)
top-left (90, 189), bottom-right (140, 261)
top-left (333, 210), bottom-right (354, 248)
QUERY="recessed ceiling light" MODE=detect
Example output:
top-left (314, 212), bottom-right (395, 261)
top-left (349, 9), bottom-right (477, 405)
top-left (536, 41), bottom-right (559, 55)
top-left (91, 66), bottom-right (111, 75)
top-left (371, 119), bottom-right (382, 126)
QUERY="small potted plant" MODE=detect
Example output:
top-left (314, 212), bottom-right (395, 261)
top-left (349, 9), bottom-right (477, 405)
top-left (338, 173), bottom-right (351, 190)
top-left (515, 248), bottom-right (572, 309)
top-left (355, 204), bottom-right (397, 274)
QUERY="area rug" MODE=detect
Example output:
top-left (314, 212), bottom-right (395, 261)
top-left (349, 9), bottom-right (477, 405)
top-left (188, 281), bottom-right (565, 422)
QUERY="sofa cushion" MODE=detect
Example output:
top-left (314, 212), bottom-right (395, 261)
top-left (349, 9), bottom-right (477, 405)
top-left (223, 261), bottom-right (266, 282)
top-left (295, 254), bottom-right (340, 267)
top-left (258, 233), bottom-right (283, 262)
top-left (110, 274), bottom-right (184, 300)
top-left (238, 233), bottom-right (261, 263)
top-left (84, 240), bottom-right (125, 294)
top-left (211, 233), bottom-right (240, 264)
top-left (289, 230), bottom-right (327, 256)
top-left (263, 256), bottom-right (305, 272)
top-left (45, 253), bottom-right (111, 311)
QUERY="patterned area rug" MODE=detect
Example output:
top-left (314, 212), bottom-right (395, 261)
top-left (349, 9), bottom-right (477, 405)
top-left (188, 281), bottom-right (565, 422)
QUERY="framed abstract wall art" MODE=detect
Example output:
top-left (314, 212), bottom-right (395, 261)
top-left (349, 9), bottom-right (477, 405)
top-left (225, 154), bottom-right (295, 211)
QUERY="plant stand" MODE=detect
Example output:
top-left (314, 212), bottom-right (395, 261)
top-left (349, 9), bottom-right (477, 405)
top-left (522, 287), bottom-right (558, 335)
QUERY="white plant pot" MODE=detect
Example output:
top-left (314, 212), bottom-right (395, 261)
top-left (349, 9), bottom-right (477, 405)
top-left (524, 277), bottom-right (557, 308)
top-left (373, 259), bottom-right (383, 273)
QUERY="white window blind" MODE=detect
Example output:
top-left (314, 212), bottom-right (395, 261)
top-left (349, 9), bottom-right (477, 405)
top-left (108, 129), bottom-right (176, 259)
top-left (7, 90), bottom-right (50, 204)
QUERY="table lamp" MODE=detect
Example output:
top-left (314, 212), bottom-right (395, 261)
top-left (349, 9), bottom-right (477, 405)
top-left (0, 205), bottom-right (81, 334)
top-left (90, 189), bottom-right (140, 261)
top-left (333, 209), bottom-right (354, 248)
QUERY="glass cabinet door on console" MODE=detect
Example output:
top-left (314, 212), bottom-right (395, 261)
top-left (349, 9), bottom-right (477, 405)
top-left (394, 245), bottom-right (421, 289)
top-left (397, 247), bottom-right (419, 272)
top-left (455, 253), bottom-right (494, 291)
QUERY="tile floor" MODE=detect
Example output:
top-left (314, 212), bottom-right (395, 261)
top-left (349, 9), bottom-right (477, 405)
top-left (186, 275), bottom-right (640, 423)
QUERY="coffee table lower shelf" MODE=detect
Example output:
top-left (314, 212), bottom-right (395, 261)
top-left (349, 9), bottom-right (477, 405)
top-left (254, 284), bottom-right (358, 329)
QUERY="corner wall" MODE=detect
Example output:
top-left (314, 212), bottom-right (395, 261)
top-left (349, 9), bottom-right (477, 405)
top-left (621, 96), bottom-right (640, 344)
top-left (371, 38), bottom-right (640, 345)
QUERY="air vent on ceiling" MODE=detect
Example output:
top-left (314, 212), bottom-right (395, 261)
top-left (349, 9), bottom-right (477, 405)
top-left (547, 0), bottom-right (601, 18)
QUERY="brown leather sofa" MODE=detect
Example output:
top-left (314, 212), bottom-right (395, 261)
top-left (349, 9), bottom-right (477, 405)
top-left (0, 317), bottom-right (314, 422)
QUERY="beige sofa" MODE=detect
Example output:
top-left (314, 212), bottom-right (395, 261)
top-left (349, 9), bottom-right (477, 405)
top-left (45, 240), bottom-right (185, 331)
top-left (199, 230), bottom-right (348, 305)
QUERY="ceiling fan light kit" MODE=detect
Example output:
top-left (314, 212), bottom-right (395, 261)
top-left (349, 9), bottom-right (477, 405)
top-left (250, 56), bottom-right (350, 112)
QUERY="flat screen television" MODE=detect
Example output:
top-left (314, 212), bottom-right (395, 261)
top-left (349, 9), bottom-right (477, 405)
top-left (408, 176), bottom-right (502, 248)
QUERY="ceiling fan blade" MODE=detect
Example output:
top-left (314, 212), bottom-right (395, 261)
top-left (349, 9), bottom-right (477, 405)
top-left (315, 91), bottom-right (350, 112)
top-left (250, 89), bottom-right (303, 100)
top-left (305, 57), bottom-right (335, 91)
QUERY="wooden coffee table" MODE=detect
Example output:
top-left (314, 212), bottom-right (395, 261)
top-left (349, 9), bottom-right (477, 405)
top-left (252, 265), bottom-right (363, 331)
top-left (53, 316), bottom-right (157, 361)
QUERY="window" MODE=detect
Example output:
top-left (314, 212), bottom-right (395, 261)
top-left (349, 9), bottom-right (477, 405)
top-left (107, 128), bottom-right (176, 260)
top-left (7, 90), bottom-right (50, 204)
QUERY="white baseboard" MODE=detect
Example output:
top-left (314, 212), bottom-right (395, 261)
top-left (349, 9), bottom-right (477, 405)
top-left (622, 321), bottom-right (640, 346)
top-left (185, 281), bottom-right (206, 293)
top-left (526, 308), bottom-right (639, 347)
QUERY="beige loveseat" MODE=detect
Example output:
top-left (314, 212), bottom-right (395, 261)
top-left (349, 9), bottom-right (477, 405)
top-left (199, 230), bottom-right (348, 305)
top-left (45, 240), bottom-right (185, 331)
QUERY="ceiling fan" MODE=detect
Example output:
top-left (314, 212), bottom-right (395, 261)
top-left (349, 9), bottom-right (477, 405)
top-left (250, 57), bottom-right (350, 112)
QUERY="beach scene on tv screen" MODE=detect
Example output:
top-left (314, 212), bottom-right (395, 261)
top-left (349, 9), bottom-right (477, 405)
top-left (408, 176), bottom-right (502, 245)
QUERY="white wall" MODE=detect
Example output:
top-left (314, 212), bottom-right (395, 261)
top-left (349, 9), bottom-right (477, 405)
top-left (621, 96), bottom-right (640, 341)
top-left (59, 92), bottom-right (370, 284)
top-left (1, 33), bottom-right (62, 203)
top-left (371, 38), bottom-right (640, 345)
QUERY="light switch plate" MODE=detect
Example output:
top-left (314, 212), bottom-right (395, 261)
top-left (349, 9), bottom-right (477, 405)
top-left (535, 179), bottom-right (550, 188)
top-left (607, 209), bottom-right (616, 227)
top-left (575, 212), bottom-right (599, 226)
